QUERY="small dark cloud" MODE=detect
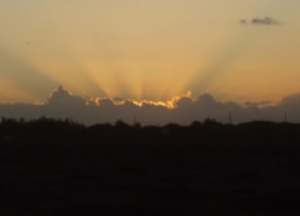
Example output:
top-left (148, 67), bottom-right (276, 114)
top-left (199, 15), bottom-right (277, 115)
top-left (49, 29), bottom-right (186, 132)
top-left (252, 17), bottom-right (280, 25)
top-left (240, 19), bottom-right (248, 25)
top-left (240, 17), bottom-right (281, 26)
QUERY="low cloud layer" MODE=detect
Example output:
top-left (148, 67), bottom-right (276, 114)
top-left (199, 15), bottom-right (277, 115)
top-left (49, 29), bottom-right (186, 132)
top-left (240, 17), bottom-right (281, 26)
top-left (0, 86), bottom-right (300, 125)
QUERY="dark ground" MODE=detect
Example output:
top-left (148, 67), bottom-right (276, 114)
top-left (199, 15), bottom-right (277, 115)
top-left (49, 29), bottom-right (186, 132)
top-left (0, 118), bottom-right (300, 215)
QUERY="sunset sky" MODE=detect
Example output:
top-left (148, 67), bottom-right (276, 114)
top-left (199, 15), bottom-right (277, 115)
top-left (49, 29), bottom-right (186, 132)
top-left (0, 0), bottom-right (299, 104)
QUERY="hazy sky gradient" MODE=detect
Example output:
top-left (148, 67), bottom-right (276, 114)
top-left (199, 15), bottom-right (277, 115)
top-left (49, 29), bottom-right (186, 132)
top-left (0, 0), bottom-right (299, 103)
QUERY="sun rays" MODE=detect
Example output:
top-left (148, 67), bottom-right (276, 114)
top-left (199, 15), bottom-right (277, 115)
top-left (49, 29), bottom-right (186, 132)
top-left (0, 0), bottom-right (300, 104)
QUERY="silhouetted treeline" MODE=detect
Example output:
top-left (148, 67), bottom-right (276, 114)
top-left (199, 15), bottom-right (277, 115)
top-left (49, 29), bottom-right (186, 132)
top-left (1, 118), bottom-right (300, 215)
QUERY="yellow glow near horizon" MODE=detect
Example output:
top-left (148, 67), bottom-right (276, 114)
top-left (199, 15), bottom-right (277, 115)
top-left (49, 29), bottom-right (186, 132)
top-left (0, 0), bottom-right (300, 104)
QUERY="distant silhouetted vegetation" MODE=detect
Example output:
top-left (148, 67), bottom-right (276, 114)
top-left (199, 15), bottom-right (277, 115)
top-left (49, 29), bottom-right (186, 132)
top-left (1, 118), bottom-right (300, 215)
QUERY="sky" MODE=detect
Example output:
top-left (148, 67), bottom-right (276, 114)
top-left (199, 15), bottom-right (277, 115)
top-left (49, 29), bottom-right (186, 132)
top-left (0, 0), bottom-right (300, 104)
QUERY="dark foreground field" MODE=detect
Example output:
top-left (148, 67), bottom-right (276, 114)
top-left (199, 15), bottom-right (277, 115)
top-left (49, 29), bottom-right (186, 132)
top-left (1, 118), bottom-right (300, 215)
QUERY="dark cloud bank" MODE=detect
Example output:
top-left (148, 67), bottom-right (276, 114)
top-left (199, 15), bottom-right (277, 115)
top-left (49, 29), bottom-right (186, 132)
top-left (1, 86), bottom-right (300, 125)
